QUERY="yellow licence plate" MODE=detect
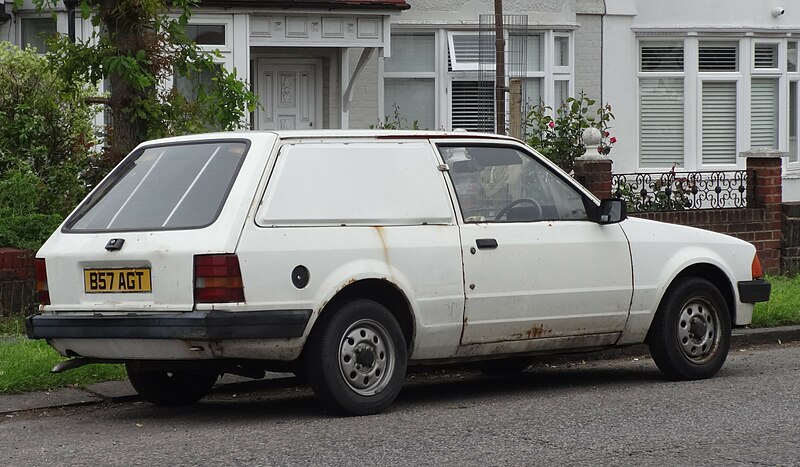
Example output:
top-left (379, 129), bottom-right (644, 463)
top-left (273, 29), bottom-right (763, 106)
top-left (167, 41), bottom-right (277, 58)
top-left (84, 268), bottom-right (152, 293)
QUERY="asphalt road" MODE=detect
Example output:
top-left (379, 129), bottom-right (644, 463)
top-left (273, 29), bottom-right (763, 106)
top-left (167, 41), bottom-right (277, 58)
top-left (2, 343), bottom-right (799, 466)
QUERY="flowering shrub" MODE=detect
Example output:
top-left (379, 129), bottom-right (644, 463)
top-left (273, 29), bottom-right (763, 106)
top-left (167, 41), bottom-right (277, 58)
top-left (526, 92), bottom-right (616, 173)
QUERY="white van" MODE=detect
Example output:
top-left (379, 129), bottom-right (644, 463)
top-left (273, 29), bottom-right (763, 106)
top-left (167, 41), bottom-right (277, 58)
top-left (27, 131), bottom-right (770, 415)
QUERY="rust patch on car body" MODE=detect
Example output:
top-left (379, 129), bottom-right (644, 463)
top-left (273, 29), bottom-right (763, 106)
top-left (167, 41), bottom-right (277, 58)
top-left (374, 226), bottom-right (391, 266)
top-left (509, 324), bottom-right (550, 340)
top-left (316, 277), bottom-right (358, 316)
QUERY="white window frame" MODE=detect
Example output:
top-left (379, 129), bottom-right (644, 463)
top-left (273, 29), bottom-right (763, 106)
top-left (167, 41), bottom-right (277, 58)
top-left (503, 32), bottom-right (546, 124)
top-left (446, 31), bottom-right (491, 72)
top-left (696, 77), bottom-right (741, 168)
top-left (552, 32), bottom-right (571, 74)
top-left (16, 13), bottom-right (64, 54)
top-left (384, 27), bottom-right (571, 132)
top-left (637, 38), bottom-right (688, 170)
top-left (790, 78), bottom-right (800, 165)
top-left (750, 40), bottom-right (788, 169)
top-left (445, 29), bottom-right (497, 131)
top-left (636, 36), bottom-right (800, 172)
top-left (165, 15), bottom-right (234, 92)
top-left (788, 40), bottom-right (799, 73)
top-left (789, 40), bottom-right (800, 166)
top-left (696, 38), bottom-right (742, 170)
top-left (752, 40), bottom-right (782, 72)
top-left (185, 15), bottom-right (233, 53)
top-left (546, 31), bottom-right (573, 108)
top-left (382, 30), bottom-right (438, 129)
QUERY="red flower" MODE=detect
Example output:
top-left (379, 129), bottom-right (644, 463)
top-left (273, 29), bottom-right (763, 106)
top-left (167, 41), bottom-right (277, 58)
top-left (604, 131), bottom-right (610, 137)
top-left (609, 136), bottom-right (617, 144)
top-left (548, 120), bottom-right (555, 128)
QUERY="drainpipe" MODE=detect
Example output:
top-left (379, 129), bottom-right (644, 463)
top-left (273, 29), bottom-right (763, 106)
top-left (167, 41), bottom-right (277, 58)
top-left (600, 0), bottom-right (606, 106)
top-left (64, 0), bottom-right (78, 43)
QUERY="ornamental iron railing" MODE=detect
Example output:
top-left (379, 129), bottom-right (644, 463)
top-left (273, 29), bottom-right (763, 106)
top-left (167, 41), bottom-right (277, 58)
top-left (612, 170), bottom-right (752, 212)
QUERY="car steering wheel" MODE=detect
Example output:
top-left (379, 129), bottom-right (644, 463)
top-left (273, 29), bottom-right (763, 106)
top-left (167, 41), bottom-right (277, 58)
top-left (494, 198), bottom-right (542, 222)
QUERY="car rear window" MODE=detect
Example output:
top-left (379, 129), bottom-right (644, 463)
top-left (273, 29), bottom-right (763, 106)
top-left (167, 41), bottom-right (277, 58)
top-left (64, 141), bottom-right (249, 232)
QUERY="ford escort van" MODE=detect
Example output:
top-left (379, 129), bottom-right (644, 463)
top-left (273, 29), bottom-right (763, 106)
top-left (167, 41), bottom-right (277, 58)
top-left (26, 131), bottom-right (770, 415)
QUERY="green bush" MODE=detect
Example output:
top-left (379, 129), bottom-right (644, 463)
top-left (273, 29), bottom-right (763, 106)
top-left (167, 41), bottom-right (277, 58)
top-left (0, 42), bottom-right (98, 251)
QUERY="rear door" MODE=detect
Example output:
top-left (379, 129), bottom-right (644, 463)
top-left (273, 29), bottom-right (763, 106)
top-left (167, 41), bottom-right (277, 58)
top-left (436, 143), bottom-right (633, 345)
top-left (39, 137), bottom-right (273, 312)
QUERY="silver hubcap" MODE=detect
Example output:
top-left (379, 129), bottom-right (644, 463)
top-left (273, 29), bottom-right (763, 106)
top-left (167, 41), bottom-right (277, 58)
top-left (338, 319), bottom-right (394, 396)
top-left (676, 298), bottom-right (720, 364)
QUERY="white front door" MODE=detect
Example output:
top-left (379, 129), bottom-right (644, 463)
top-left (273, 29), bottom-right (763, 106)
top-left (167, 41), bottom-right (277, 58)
top-left (256, 60), bottom-right (318, 130)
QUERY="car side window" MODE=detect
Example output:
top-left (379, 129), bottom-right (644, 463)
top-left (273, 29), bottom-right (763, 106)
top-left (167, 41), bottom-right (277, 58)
top-left (256, 142), bottom-right (454, 226)
top-left (439, 145), bottom-right (589, 223)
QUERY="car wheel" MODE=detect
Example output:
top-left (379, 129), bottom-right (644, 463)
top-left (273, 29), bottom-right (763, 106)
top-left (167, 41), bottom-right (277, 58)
top-left (648, 277), bottom-right (731, 380)
top-left (305, 299), bottom-right (408, 416)
top-left (126, 365), bottom-right (218, 406)
top-left (479, 357), bottom-right (531, 376)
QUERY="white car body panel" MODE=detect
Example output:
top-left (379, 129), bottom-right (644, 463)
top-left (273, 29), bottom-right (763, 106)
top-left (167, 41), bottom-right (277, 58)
top-left (459, 221), bottom-right (632, 344)
top-left (235, 225), bottom-right (465, 360)
top-left (617, 217), bottom-right (756, 344)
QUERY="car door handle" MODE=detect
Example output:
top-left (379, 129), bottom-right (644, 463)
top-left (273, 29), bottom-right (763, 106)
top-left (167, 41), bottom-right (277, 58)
top-left (475, 238), bottom-right (498, 250)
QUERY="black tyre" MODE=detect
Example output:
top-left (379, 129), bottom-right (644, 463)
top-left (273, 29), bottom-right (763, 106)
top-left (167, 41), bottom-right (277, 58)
top-left (305, 299), bottom-right (408, 416)
top-left (647, 277), bottom-right (731, 380)
top-left (479, 357), bottom-right (531, 376)
top-left (126, 365), bottom-right (218, 406)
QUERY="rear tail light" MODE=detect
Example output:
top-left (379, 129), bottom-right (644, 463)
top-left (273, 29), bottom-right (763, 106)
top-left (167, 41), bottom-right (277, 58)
top-left (194, 254), bottom-right (245, 303)
top-left (751, 253), bottom-right (764, 280)
top-left (35, 258), bottom-right (50, 305)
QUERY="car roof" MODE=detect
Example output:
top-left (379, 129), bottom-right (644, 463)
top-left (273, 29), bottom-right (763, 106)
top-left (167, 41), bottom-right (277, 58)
top-left (136, 130), bottom-right (521, 147)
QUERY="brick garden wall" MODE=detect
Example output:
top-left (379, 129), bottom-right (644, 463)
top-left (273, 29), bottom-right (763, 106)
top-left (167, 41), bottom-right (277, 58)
top-left (782, 202), bottom-right (800, 275)
top-left (0, 248), bottom-right (35, 317)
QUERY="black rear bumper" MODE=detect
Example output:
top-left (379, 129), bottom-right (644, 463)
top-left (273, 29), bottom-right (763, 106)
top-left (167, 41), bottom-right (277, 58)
top-left (25, 309), bottom-right (312, 340)
top-left (737, 279), bottom-right (771, 304)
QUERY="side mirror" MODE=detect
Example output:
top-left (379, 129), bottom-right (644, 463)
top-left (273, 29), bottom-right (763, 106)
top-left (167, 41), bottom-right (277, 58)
top-left (595, 199), bottom-right (627, 224)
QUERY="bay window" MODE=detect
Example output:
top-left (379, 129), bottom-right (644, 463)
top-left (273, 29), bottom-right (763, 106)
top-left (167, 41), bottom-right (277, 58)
top-left (383, 29), bottom-right (570, 132)
top-left (639, 36), bottom-right (796, 170)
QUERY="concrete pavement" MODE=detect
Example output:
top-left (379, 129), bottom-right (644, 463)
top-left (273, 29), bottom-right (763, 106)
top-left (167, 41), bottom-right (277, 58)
top-left (2, 325), bottom-right (799, 416)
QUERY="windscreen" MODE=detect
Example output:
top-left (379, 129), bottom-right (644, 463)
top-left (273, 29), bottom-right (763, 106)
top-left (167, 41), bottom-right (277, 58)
top-left (65, 141), bottom-right (248, 232)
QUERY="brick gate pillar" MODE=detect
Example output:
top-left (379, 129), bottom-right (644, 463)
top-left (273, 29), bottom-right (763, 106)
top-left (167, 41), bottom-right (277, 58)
top-left (573, 155), bottom-right (613, 200)
top-left (741, 148), bottom-right (787, 275)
